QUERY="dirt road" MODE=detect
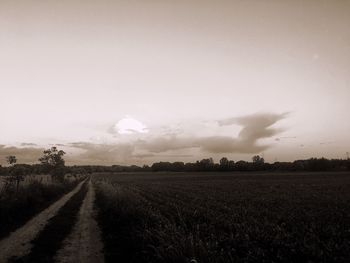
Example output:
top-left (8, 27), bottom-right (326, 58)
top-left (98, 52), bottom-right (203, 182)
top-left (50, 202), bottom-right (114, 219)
top-left (55, 180), bottom-right (104, 263)
top-left (0, 180), bottom-right (86, 262)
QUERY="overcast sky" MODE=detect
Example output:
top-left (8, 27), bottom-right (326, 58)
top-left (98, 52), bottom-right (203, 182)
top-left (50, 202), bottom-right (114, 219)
top-left (1, 0), bottom-right (349, 165)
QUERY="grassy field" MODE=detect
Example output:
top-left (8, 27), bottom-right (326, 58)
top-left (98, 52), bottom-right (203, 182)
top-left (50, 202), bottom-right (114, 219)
top-left (0, 175), bottom-right (84, 239)
top-left (93, 172), bottom-right (350, 263)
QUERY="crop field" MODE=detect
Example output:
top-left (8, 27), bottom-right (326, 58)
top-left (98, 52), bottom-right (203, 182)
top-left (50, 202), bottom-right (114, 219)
top-left (0, 172), bottom-right (349, 262)
top-left (93, 172), bottom-right (350, 263)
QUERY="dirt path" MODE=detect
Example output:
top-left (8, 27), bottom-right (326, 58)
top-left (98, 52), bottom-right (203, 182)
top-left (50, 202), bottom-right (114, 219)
top-left (55, 180), bottom-right (104, 263)
top-left (0, 180), bottom-right (86, 262)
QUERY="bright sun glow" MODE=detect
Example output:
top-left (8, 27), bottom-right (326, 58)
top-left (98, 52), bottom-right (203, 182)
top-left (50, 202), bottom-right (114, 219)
top-left (115, 117), bottom-right (149, 134)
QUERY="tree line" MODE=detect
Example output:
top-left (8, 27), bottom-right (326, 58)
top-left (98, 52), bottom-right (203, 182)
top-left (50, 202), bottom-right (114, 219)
top-left (150, 156), bottom-right (350, 172)
top-left (1, 150), bottom-right (350, 176)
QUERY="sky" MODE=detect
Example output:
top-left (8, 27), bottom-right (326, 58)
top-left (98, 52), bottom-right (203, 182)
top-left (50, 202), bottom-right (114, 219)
top-left (0, 0), bottom-right (350, 165)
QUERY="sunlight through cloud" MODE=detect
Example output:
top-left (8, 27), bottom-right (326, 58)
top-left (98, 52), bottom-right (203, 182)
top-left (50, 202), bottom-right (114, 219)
top-left (113, 117), bottom-right (149, 135)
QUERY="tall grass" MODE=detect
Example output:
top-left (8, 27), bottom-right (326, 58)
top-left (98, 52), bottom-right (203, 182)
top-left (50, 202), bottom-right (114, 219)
top-left (94, 181), bottom-right (155, 262)
top-left (0, 178), bottom-right (81, 239)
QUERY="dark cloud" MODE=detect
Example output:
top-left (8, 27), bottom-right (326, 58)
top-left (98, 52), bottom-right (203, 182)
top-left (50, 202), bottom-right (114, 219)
top-left (0, 145), bottom-right (44, 165)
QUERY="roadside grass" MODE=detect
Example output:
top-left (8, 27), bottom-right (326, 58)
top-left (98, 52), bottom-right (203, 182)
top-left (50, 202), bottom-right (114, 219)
top-left (12, 179), bottom-right (89, 262)
top-left (93, 172), bottom-right (350, 263)
top-left (0, 179), bottom-right (81, 240)
top-left (94, 181), bottom-right (153, 262)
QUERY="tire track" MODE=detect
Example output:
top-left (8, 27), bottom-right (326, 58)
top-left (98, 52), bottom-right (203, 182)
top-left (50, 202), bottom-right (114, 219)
top-left (11, 180), bottom-right (89, 262)
top-left (55, 180), bottom-right (104, 263)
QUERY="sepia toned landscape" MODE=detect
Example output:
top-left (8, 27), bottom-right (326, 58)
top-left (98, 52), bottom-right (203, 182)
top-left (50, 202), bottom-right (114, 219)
top-left (0, 153), bottom-right (349, 262)
top-left (1, 0), bottom-right (350, 262)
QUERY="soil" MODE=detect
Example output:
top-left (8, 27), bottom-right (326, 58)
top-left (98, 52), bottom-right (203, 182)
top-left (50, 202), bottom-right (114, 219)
top-left (55, 180), bottom-right (104, 263)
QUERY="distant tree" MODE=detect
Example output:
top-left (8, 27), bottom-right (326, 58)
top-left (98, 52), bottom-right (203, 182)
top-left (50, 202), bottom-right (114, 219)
top-left (198, 158), bottom-right (215, 171)
top-left (219, 157), bottom-right (229, 170)
top-left (39, 147), bottom-right (66, 182)
top-left (252, 155), bottom-right (265, 164)
top-left (220, 157), bottom-right (229, 166)
top-left (251, 155), bottom-right (265, 171)
top-left (307, 158), bottom-right (331, 171)
top-left (6, 155), bottom-right (17, 166)
top-left (235, 160), bottom-right (249, 171)
top-left (184, 162), bottom-right (197, 171)
top-left (151, 162), bottom-right (172, 172)
top-left (173, 162), bottom-right (185, 171)
top-left (228, 160), bottom-right (235, 170)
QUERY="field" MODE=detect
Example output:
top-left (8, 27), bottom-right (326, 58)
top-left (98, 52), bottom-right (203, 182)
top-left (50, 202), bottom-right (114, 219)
top-left (93, 172), bottom-right (350, 263)
top-left (0, 172), bottom-right (349, 262)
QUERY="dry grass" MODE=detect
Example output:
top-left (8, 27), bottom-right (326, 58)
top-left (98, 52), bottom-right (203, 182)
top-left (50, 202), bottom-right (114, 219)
top-left (0, 176), bottom-right (83, 239)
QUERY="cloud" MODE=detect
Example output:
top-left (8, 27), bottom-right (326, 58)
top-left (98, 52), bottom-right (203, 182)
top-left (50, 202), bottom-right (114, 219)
top-left (109, 117), bottom-right (149, 135)
top-left (67, 142), bottom-right (135, 165)
top-left (0, 145), bottom-right (44, 165)
top-left (138, 112), bottom-right (288, 154)
top-left (275, 136), bottom-right (297, 141)
top-left (106, 112), bottom-right (287, 160)
top-left (196, 136), bottom-right (267, 154)
top-left (1, 112), bottom-right (288, 165)
top-left (218, 112), bottom-right (288, 127)
top-left (20, 143), bottom-right (38, 146)
top-left (49, 143), bottom-right (66, 147)
top-left (236, 113), bottom-right (287, 141)
top-left (319, 141), bottom-right (335, 145)
top-left (137, 136), bottom-right (198, 153)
